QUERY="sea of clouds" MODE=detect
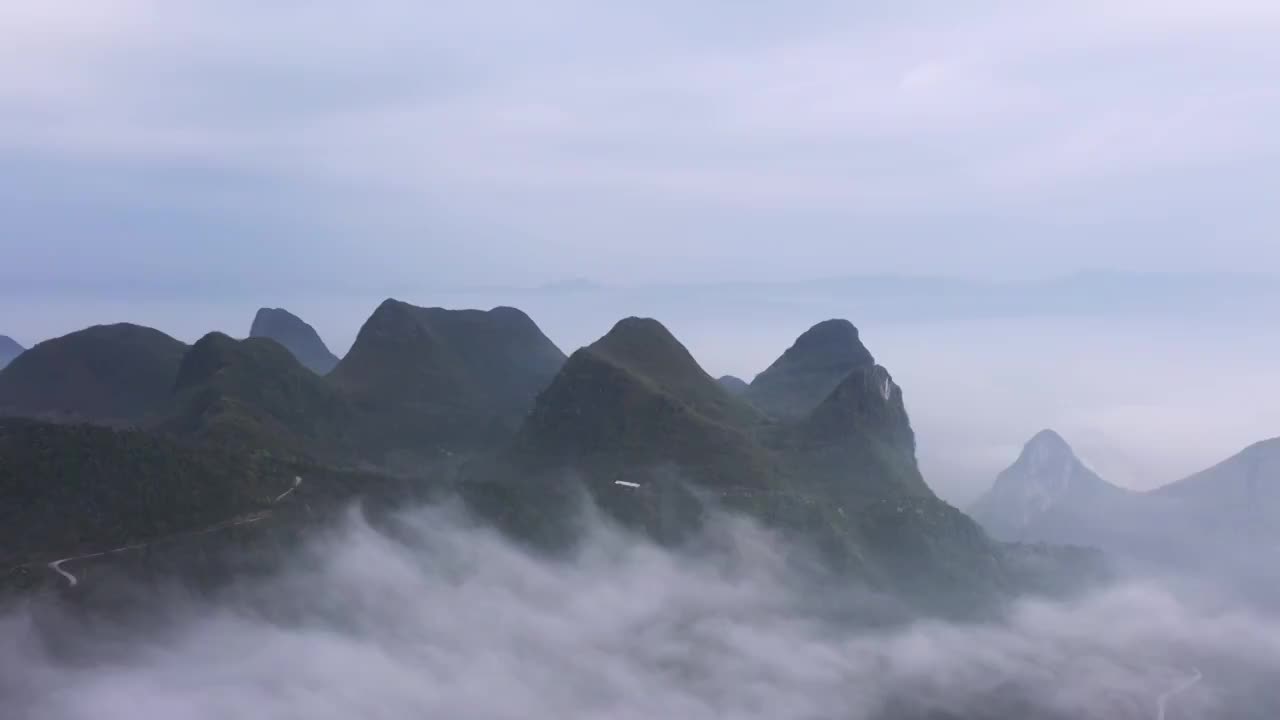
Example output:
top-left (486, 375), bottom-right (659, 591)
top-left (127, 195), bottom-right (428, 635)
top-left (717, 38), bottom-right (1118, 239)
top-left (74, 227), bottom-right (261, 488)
top-left (2, 503), bottom-right (1278, 720)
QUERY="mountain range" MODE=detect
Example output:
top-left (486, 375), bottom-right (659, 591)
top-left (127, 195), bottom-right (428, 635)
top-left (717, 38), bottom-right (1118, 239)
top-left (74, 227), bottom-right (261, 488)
top-left (0, 302), bottom-right (1167, 613)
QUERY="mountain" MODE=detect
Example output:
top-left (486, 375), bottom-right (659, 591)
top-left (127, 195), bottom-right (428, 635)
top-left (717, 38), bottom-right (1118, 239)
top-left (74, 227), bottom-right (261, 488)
top-left (971, 432), bottom-right (1280, 596)
top-left (970, 430), bottom-right (1136, 543)
top-left (249, 308), bottom-right (340, 374)
top-left (0, 419), bottom-right (281, 564)
top-left (329, 300), bottom-right (566, 455)
top-left (748, 319), bottom-right (877, 419)
top-left (0, 418), bottom-right (427, 579)
top-left (716, 374), bottom-right (750, 396)
top-left (163, 332), bottom-right (354, 459)
top-left (788, 363), bottom-right (934, 507)
top-left (466, 317), bottom-right (1055, 614)
top-left (0, 335), bottom-right (22, 369)
top-left (0, 324), bottom-right (187, 425)
top-left (1151, 437), bottom-right (1280, 544)
top-left (495, 317), bottom-right (771, 492)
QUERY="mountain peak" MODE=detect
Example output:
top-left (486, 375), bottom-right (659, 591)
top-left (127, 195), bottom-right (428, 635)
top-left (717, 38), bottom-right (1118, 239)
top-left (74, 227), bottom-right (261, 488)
top-left (971, 429), bottom-right (1130, 540)
top-left (249, 307), bottom-right (339, 375)
top-left (587, 317), bottom-right (757, 429)
top-left (0, 335), bottom-right (23, 370)
top-left (786, 319), bottom-right (874, 366)
top-left (1014, 429), bottom-right (1081, 473)
top-left (748, 319), bottom-right (876, 419)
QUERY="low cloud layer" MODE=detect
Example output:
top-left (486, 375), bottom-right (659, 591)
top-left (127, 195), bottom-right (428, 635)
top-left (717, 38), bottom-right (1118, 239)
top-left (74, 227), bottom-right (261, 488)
top-left (4, 503), bottom-right (1279, 719)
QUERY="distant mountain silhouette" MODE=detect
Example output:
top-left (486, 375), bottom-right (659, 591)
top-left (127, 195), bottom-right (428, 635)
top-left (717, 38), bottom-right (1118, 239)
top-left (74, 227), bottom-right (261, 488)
top-left (163, 332), bottom-right (354, 459)
top-left (329, 300), bottom-right (566, 456)
top-left (1151, 437), bottom-right (1280, 547)
top-left (748, 319), bottom-right (876, 419)
top-left (970, 430), bottom-right (1136, 543)
top-left (716, 374), bottom-right (749, 396)
top-left (0, 335), bottom-right (23, 370)
top-left (249, 308), bottom-right (339, 374)
top-left (971, 431), bottom-right (1280, 591)
top-left (0, 324), bottom-right (186, 425)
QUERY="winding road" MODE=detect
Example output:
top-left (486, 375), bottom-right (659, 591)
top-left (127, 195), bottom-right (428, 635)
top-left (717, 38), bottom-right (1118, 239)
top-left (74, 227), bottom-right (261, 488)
top-left (1156, 667), bottom-right (1202, 720)
top-left (274, 475), bottom-right (302, 503)
top-left (46, 475), bottom-right (304, 588)
top-left (47, 543), bottom-right (145, 588)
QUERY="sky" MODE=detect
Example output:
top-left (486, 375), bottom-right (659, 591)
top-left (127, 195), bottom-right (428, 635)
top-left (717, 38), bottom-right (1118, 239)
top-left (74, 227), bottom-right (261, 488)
top-left (2, 1), bottom-right (1279, 503)
top-left (3, 0), bottom-right (1280, 298)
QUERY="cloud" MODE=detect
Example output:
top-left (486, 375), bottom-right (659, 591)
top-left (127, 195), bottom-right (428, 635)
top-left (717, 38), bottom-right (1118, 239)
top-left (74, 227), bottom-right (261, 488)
top-left (2, 0), bottom-right (1280, 294)
top-left (3, 502), bottom-right (1279, 719)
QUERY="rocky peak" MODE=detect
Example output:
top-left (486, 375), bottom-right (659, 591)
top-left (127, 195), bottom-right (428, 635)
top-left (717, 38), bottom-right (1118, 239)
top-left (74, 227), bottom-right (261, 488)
top-left (781, 319), bottom-right (875, 369)
top-left (971, 429), bottom-right (1131, 539)
top-left (249, 308), bottom-right (340, 375)
top-left (748, 319), bottom-right (877, 419)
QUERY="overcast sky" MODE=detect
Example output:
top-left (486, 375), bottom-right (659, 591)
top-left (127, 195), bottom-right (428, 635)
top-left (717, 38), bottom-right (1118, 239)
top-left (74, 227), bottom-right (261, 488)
top-left (4, 0), bottom-right (1280, 301)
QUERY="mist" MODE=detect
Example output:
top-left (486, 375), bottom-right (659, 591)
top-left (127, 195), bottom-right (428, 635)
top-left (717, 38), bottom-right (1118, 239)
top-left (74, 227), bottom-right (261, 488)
top-left (4, 501), bottom-right (1278, 720)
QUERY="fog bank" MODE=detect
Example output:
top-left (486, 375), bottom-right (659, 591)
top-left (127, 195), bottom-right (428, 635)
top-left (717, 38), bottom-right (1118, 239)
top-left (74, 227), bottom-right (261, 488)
top-left (3, 503), bottom-right (1278, 719)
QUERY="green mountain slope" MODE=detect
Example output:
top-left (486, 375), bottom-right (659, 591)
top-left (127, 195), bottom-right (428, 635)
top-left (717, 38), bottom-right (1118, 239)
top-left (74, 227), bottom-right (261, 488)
top-left (0, 324), bottom-right (187, 425)
top-left (328, 300), bottom-right (566, 455)
top-left (163, 332), bottom-right (355, 460)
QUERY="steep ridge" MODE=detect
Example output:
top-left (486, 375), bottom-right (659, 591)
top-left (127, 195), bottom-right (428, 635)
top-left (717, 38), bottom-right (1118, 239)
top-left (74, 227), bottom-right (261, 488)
top-left (788, 363), bottom-right (934, 506)
top-left (249, 308), bottom-right (340, 374)
top-left (0, 324), bottom-right (187, 425)
top-left (748, 319), bottom-right (876, 419)
top-left (970, 430), bottom-right (1136, 543)
top-left (328, 300), bottom-right (566, 458)
top-left (163, 332), bottom-right (354, 460)
top-left (0, 335), bottom-right (22, 370)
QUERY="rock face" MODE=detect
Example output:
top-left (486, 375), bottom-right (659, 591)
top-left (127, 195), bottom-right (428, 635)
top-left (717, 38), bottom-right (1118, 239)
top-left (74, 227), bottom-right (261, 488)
top-left (0, 324), bottom-right (187, 425)
top-left (249, 308), bottom-right (340, 375)
top-left (329, 300), bottom-right (566, 454)
top-left (970, 430), bottom-right (1136, 542)
top-left (0, 335), bottom-right (22, 370)
top-left (748, 319), bottom-right (877, 419)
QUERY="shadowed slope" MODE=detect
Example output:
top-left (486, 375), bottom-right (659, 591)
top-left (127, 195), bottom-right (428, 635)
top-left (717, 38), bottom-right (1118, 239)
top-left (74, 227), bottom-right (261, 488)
top-left (0, 324), bottom-right (186, 425)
